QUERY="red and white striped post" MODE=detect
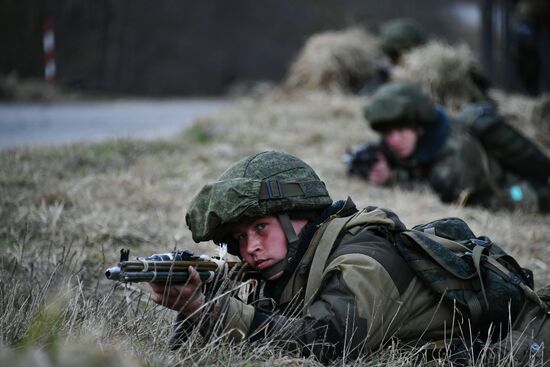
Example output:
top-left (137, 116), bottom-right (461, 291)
top-left (43, 17), bottom-right (56, 83)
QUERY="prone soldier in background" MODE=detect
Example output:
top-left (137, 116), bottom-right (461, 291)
top-left (348, 82), bottom-right (550, 212)
top-left (358, 18), bottom-right (426, 95)
top-left (379, 18), bottom-right (427, 65)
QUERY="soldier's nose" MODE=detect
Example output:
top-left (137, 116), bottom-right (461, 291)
top-left (246, 235), bottom-right (261, 254)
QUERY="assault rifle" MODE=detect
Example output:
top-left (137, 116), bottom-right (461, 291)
top-left (105, 249), bottom-right (261, 284)
top-left (343, 143), bottom-right (383, 178)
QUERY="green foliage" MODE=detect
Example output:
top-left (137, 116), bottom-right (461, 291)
top-left (18, 299), bottom-right (65, 358)
top-left (183, 121), bottom-right (217, 145)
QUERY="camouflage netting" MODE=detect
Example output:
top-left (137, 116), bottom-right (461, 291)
top-left (531, 94), bottom-right (550, 149)
top-left (282, 27), bottom-right (383, 95)
top-left (392, 41), bottom-right (487, 113)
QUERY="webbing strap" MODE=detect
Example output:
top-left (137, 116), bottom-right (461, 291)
top-left (464, 292), bottom-right (483, 326)
top-left (485, 257), bottom-right (548, 310)
top-left (472, 245), bottom-right (490, 309)
top-left (430, 282), bottom-right (482, 327)
top-left (260, 213), bottom-right (299, 280)
top-left (277, 213), bottom-right (299, 248)
top-left (303, 214), bottom-right (356, 307)
top-left (420, 231), bottom-right (471, 252)
top-left (260, 258), bottom-right (287, 280)
top-left (259, 181), bottom-right (304, 199)
top-left (402, 231), bottom-right (477, 280)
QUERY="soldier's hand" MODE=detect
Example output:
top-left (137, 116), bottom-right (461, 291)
top-left (149, 266), bottom-right (205, 320)
top-left (368, 153), bottom-right (391, 185)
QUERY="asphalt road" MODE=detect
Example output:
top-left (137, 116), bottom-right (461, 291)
top-left (0, 98), bottom-right (231, 150)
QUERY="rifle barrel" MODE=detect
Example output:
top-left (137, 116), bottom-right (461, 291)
top-left (120, 271), bottom-right (215, 283)
top-left (105, 250), bottom-right (261, 284)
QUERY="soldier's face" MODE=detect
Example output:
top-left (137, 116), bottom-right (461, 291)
top-left (384, 127), bottom-right (418, 158)
top-left (232, 216), bottom-right (308, 280)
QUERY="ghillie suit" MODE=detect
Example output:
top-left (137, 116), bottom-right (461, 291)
top-left (283, 28), bottom-right (385, 95)
top-left (392, 41), bottom-right (490, 113)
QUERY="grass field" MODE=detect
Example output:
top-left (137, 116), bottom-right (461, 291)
top-left (1, 90), bottom-right (548, 366)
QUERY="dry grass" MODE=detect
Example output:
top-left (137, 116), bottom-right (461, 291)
top-left (0, 73), bottom-right (78, 101)
top-left (282, 28), bottom-right (383, 95)
top-left (392, 41), bottom-right (487, 113)
top-left (1, 90), bottom-right (548, 366)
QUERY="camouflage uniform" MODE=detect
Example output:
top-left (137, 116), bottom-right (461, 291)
top-left (357, 19), bottom-right (426, 95)
top-left (363, 82), bottom-right (550, 212)
top-left (174, 151), bottom-right (549, 362)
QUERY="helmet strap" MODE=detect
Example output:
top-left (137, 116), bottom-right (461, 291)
top-left (260, 258), bottom-right (287, 280)
top-left (259, 213), bottom-right (300, 280)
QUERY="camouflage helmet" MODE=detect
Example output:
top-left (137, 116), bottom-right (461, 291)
top-left (380, 18), bottom-right (426, 62)
top-left (364, 82), bottom-right (438, 133)
top-left (186, 151), bottom-right (332, 253)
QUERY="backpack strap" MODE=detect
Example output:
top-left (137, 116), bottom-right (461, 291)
top-left (303, 203), bottom-right (407, 307)
top-left (303, 214), bottom-right (356, 307)
top-left (471, 243), bottom-right (490, 308)
top-left (484, 255), bottom-right (548, 311)
top-left (303, 205), bottom-right (407, 308)
top-left (398, 230), bottom-right (487, 327)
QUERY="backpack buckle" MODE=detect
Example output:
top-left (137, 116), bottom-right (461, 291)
top-left (470, 238), bottom-right (492, 248)
top-left (509, 273), bottom-right (523, 285)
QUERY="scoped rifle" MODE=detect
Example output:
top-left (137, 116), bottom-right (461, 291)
top-left (105, 249), bottom-right (261, 284)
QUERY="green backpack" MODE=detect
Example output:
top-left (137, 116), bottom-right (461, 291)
top-left (307, 207), bottom-right (546, 340)
top-left (397, 217), bottom-right (540, 339)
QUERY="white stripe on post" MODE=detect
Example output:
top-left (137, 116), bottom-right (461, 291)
top-left (43, 18), bottom-right (56, 82)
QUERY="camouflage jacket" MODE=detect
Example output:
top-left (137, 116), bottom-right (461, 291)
top-left (385, 102), bottom-right (550, 211)
top-left (386, 124), bottom-right (531, 210)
